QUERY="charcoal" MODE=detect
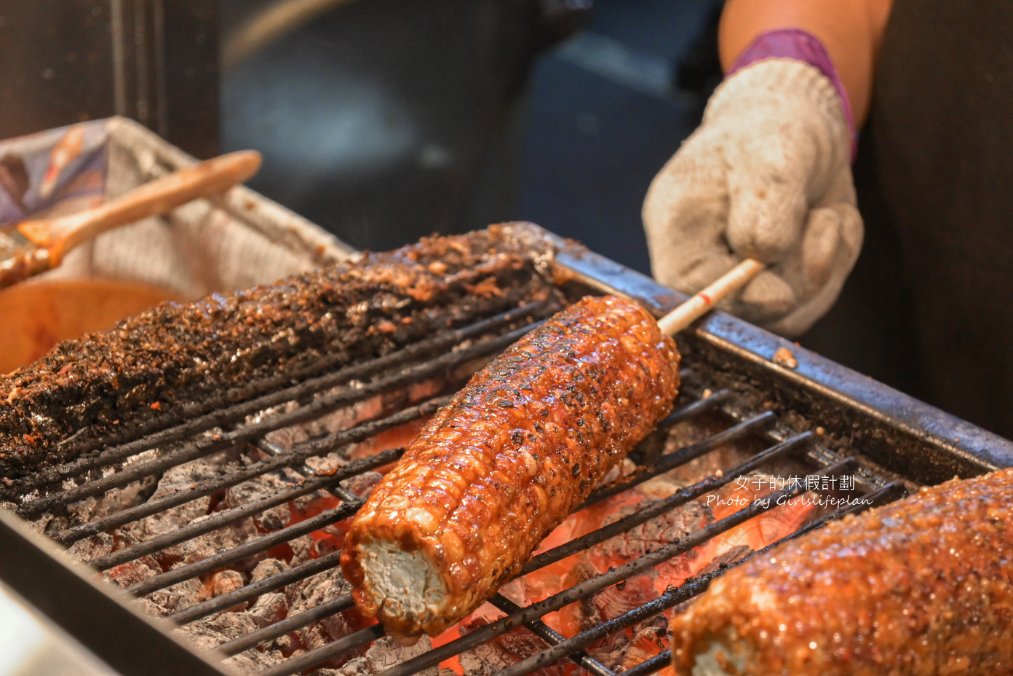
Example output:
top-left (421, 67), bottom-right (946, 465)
top-left (147, 574), bottom-right (206, 615)
top-left (210, 570), bottom-right (245, 598)
top-left (459, 622), bottom-right (565, 676)
top-left (331, 636), bottom-right (438, 675)
top-left (248, 592), bottom-right (288, 627)
top-left (67, 532), bottom-right (118, 563)
top-left (117, 458), bottom-right (224, 544)
top-left (186, 612), bottom-right (286, 671)
top-left (340, 471), bottom-right (383, 498)
top-left (156, 516), bottom-right (260, 569)
top-left (104, 555), bottom-right (161, 589)
top-left (287, 567), bottom-right (355, 650)
top-left (251, 558), bottom-right (287, 583)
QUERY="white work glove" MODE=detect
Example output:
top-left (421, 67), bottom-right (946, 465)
top-left (643, 59), bottom-right (862, 336)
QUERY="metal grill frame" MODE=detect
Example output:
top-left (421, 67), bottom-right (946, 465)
top-left (0, 226), bottom-right (1010, 676)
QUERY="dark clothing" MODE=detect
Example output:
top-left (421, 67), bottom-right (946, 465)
top-left (803, 0), bottom-right (1013, 438)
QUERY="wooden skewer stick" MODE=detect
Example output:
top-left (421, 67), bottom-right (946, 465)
top-left (657, 258), bottom-right (764, 336)
top-left (17, 150), bottom-right (262, 266)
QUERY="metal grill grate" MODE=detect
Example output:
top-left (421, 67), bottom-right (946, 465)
top-left (6, 299), bottom-right (909, 676)
top-left (3, 233), bottom-right (1009, 676)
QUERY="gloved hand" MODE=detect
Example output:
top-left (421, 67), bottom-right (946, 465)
top-left (643, 58), bottom-right (861, 336)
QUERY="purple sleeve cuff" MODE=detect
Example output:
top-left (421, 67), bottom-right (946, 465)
top-left (729, 29), bottom-right (857, 160)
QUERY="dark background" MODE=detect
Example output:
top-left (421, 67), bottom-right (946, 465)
top-left (218, 0), bottom-right (723, 272)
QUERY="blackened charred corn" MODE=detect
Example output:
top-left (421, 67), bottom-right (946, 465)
top-left (341, 295), bottom-right (680, 636)
top-left (0, 224), bottom-right (557, 481)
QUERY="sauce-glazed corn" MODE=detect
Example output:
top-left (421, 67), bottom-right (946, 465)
top-left (341, 295), bottom-right (680, 636)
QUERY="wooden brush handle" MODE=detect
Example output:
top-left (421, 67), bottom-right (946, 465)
top-left (657, 258), bottom-right (764, 336)
top-left (18, 150), bottom-right (262, 265)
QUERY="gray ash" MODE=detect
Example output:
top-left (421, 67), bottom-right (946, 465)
top-left (328, 637), bottom-right (439, 676)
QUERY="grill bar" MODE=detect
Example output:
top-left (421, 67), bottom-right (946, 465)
top-left (622, 652), bottom-right (670, 676)
top-left (158, 391), bottom-right (738, 667)
top-left (128, 500), bottom-right (361, 596)
top-left (647, 389), bottom-right (732, 427)
top-left (522, 431), bottom-right (813, 576)
top-left (488, 591), bottom-right (619, 676)
top-left (260, 625), bottom-right (386, 676)
top-left (218, 592), bottom-right (356, 657)
top-left (500, 474), bottom-right (899, 676)
top-left (89, 441), bottom-right (407, 569)
top-left (488, 593), bottom-right (618, 676)
top-left (580, 410), bottom-right (777, 510)
top-left (380, 478), bottom-right (818, 676)
top-left (9, 301), bottom-right (554, 497)
top-left (118, 389), bottom-right (709, 595)
top-left (55, 402), bottom-right (430, 546)
top-left (168, 391), bottom-right (721, 636)
top-left (150, 390), bottom-right (792, 672)
top-left (178, 416), bottom-right (826, 672)
top-left (171, 551), bottom-right (344, 625)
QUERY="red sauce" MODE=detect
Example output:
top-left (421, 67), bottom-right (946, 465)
top-left (0, 279), bottom-right (180, 373)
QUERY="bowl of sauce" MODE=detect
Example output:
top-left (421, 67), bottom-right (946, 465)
top-left (0, 279), bottom-right (181, 373)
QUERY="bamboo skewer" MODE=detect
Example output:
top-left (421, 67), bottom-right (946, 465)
top-left (657, 258), bottom-right (764, 336)
top-left (0, 151), bottom-right (261, 289)
top-left (21, 150), bottom-right (262, 265)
